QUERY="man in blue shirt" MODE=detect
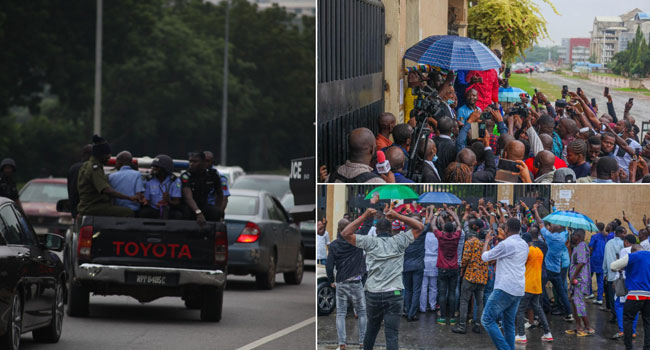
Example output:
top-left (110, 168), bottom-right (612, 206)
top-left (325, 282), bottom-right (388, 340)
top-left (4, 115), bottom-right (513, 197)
top-left (456, 89), bottom-right (481, 125)
top-left (108, 151), bottom-right (145, 213)
top-left (140, 154), bottom-right (183, 220)
top-left (588, 222), bottom-right (608, 304)
top-left (204, 151), bottom-right (230, 211)
top-left (603, 226), bottom-right (626, 322)
top-left (533, 204), bottom-right (574, 321)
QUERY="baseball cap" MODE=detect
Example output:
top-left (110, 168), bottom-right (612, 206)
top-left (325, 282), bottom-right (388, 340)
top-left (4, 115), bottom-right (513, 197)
top-left (552, 168), bottom-right (576, 183)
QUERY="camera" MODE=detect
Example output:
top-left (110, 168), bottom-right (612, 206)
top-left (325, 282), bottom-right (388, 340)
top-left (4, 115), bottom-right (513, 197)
top-left (412, 85), bottom-right (444, 122)
top-left (507, 102), bottom-right (529, 117)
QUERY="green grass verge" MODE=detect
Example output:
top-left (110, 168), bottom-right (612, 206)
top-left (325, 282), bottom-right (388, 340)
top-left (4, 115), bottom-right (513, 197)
top-left (508, 74), bottom-right (563, 101)
top-left (613, 87), bottom-right (650, 96)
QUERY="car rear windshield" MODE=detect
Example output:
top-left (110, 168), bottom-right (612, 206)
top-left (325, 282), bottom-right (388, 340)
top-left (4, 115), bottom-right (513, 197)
top-left (225, 195), bottom-right (259, 216)
top-left (231, 177), bottom-right (288, 199)
top-left (20, 183), bottom-right (67, 203)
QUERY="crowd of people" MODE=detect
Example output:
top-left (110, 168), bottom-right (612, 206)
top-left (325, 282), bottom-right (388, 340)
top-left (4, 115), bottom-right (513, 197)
top-left (66, 135), bottom-right (230, 224)
top-left (320, 55), bottom-right (650, 184)
top-left (320, 194), bottom-right (650, 350)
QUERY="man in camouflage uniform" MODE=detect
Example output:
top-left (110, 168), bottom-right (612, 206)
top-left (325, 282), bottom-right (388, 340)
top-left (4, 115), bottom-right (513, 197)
top-left (76, 135), bottom-right (137, 217)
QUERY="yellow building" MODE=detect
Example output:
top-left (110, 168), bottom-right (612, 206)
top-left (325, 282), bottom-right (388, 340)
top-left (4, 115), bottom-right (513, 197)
top-left (322, 185), bottom-right (650, 241)
top-left (383, 0), bottom-right (469, 123)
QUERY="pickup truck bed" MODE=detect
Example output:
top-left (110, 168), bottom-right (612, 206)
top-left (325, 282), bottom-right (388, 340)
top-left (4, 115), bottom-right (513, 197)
top-left (64, 216), bottom-right (228, 322)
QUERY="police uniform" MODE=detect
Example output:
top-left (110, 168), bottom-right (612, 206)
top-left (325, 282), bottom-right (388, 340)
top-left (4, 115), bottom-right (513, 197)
top-left (76, 156), bottom-right (134, 217)
top-left (207, 169), bottom-right (230, 205)
top-left (140, 174), bottom-right (183, 219)
top-left (0, 158), bottom-right (19, 202)
top-left (180, 169), bottom-right (223, 221)
top-left (0, 174), bottom-right (19, 201)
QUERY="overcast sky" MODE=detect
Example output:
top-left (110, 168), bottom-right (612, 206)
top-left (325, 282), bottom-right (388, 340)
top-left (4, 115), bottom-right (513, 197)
top-left (534, 0), bottom-right (647, 47)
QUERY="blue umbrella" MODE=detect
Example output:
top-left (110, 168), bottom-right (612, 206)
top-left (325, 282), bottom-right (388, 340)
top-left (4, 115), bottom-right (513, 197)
top-left (542, 210), bottom-right (598, 232)
top-left (498, 86), bottom-right (527, 103)
top-left (404, 35), bottom-right (501, 71)
top-left (417, 192), bottom-right (462, 205)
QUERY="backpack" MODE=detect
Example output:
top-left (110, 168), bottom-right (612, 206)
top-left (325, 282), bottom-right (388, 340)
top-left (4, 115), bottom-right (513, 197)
top-left (328, 166), bottom-right (381, 183)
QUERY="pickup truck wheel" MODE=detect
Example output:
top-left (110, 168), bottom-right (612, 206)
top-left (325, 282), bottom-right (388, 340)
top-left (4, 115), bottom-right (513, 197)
top-left (33, 280), bottom-right (64, 343)
top-left (283, 247), bottom-right (303, 285)
top-left (0, 292), bottom-right (22, 350)
top-left (200, 287), bottom-right (223, 322)
top-left (66, 280), bottom-right (89, 317)
top-left (255, 253), bottom-right (276, 290)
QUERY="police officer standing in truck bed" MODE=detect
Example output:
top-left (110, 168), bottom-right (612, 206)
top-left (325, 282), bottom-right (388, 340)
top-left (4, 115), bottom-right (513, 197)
top-left (76, 135), bottom-right (139, 217)
top-left (180, 151), bottom-right (224, 225)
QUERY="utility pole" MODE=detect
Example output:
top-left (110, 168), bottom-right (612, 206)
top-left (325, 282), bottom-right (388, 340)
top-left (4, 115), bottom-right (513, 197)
top-left (220, 0), bottom-right (230, 166)
top-left (93, 0), bottom-right (103, 135)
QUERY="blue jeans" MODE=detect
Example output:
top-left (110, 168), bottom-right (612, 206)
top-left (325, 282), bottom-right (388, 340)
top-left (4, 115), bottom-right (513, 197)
top-left (482, 289), bottom-right (522, 350)
top-left (437, 268), bottom-right (459, 319)
top-left (591, 271), bottom-right (604, 301)
top-left (547, 270), bottom-right (572, 315)
top-left (616, 297), bottom-right (638, 334)
top-left (364, 291), bottom-right (403, 350)
top-left (336, 281), bottom-right (367, 346)
top-left (402, 269), bottom-right (424, 319)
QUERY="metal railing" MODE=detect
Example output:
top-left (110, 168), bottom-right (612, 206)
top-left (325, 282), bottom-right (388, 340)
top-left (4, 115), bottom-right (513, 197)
top-left (317, 0), bottom-right (385, 173)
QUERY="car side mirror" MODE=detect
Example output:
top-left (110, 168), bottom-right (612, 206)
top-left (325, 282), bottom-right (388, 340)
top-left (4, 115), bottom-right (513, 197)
top-left (56, 199), bottom-right (72, 213)
top-left (43, 233), bottom-right (64, 251)
top-left (287, 215), bottom-right (294, 223)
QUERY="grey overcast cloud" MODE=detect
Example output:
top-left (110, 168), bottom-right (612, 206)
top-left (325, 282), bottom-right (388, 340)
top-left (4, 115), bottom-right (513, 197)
top-left (534, 0), bottom-right (648, 47)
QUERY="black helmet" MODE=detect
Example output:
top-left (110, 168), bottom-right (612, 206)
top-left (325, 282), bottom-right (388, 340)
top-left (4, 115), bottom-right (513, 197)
top-left (152, 154), bottom-right (173, 173)
top-left (0, 158), bottom-right (16, 172)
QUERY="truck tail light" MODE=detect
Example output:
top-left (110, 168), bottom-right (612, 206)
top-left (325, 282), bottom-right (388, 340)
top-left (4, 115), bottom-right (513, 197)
top-left (78, 225), bottom-right (93, 260)
top-left (215, 230), bottom-right (228, 264)
top-left (236, 222), bottom-right (260, 243)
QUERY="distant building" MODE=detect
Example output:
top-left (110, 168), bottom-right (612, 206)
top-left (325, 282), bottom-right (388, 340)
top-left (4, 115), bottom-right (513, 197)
top-left (590, 8), bottom-right (645, 64)
top-left (569, 38), bottom-right (590, 63)
top-left (255, 0), bottom-right (315, 16)
top-left (558, 38), bottom-right (570, 66)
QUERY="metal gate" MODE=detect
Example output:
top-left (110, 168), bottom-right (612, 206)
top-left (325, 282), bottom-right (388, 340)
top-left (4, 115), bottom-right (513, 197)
top-left (317, 0), bottom-right (385, 172)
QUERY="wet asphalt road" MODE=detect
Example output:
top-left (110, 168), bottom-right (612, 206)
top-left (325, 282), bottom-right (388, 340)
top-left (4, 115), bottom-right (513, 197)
top-left (21, 270), bottom-right (315, 350)
top-left (318, 298), bottom-right (642, 350)
top-left (533, 72), bottom-right (650, 125)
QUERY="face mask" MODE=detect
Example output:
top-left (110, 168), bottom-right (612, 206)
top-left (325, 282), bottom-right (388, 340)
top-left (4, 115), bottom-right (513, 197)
top-left (447, 99), bottom-right (455, 105)
top-left (432, 155), bottom-right (438, 162)
top-left (618, 133), bottom-right (624, 137)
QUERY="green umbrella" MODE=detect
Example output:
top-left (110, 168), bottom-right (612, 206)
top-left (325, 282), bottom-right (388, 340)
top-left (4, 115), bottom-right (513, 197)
top-left (364, 185), bottom-right (419, 200)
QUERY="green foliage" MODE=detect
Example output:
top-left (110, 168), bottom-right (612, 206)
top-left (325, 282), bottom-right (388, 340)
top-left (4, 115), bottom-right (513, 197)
top-left (611, 26), bottom-right (650, 77)
top-left (0, 0), bottom-right (314, 182)
top-left (468, 0), bottom-right (559, 63)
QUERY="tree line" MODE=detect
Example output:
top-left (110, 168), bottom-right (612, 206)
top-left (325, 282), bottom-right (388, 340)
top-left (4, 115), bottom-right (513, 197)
top-left (611, 26), bottom-right (650, 78)
top-left (0, 0), bottom-right (315, 182)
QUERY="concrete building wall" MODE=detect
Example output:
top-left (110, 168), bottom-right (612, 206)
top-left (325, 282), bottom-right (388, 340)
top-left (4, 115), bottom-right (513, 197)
top-left (325, 185), bottom-right (348, 242)
top-left (551, 185), bottom-right (650, 230)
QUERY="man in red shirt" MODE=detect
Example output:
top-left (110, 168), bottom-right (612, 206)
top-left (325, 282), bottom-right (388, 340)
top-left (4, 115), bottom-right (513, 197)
top-left (376, 112), bottom-right (396, 150)
top-left (434, 207), bottom-right (462, 326)
top-left (465, 68), bottom-right (500, 110)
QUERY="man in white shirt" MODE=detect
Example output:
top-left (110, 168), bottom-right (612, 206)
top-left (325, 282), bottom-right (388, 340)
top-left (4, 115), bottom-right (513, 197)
top-left (480, 218), bottom-right (529, 350)
top-left (317, 219), bottom-right (331, 265)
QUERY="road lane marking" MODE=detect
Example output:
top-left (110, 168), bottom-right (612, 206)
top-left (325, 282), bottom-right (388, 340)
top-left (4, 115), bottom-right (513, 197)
top-left (234, 317), bottom-right (315, 350)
